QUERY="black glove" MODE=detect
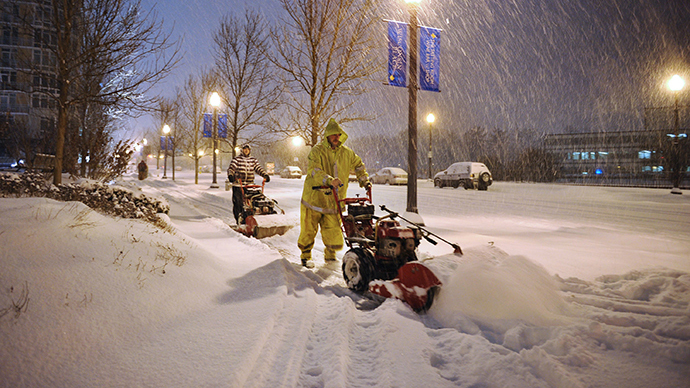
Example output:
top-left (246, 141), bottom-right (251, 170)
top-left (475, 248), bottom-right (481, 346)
top-left (264, 175), bottom-right (270, 183)
top-left (364, 181), bottom-right (372, 190)
top-left (228, 175), bottom-right (235, 183)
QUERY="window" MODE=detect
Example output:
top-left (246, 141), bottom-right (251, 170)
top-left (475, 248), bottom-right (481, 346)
top-left (638, 150), bottom-right (652, 159)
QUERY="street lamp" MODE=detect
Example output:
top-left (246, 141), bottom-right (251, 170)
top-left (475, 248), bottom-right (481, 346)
top-left (162, 124), bottom-right (170, 179)
top-left (668, 75), bottom-right (685, 194)
top-left (209, 92), bottom-right (221, 188)
top-left (404, 0), bottom-right (421, 214)
top-left (426, 113), bottom-right (435, 180)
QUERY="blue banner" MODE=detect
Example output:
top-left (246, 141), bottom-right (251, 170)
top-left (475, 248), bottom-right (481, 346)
top-left (203, 113), bottom-right (212, 138)
top-left (160, 136), bottom-right (175, 151)
top-left (218, 114), bottom-right (227, 138)
top-left (203, 113), bottom-right (228, 138)
top-left (419, 26), bottom-right (440, 92)
top-left (387, 21), bottom-right (407, 87)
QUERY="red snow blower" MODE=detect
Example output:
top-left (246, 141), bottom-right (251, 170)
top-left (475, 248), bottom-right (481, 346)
top-left (316, 185), bottom-right (462, 311)
top-left (232, 179), bottom-right (292, 239)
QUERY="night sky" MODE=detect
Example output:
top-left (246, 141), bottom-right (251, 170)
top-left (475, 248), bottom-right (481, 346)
top-left (136, 0), bottom-right (690, 137)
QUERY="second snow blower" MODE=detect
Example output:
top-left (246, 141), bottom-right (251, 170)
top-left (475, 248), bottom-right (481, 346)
top-left (232, 179), bottom-right (292, 239)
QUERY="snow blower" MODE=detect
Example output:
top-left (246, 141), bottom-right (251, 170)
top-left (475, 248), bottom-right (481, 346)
top-left (317, 185), bottom-right (462, 311)
top-left (232, 179), bottom-right (293, 239)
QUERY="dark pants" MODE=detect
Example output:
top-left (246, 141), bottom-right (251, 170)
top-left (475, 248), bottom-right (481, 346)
top-left (232, 186), bottom-right (244, 222)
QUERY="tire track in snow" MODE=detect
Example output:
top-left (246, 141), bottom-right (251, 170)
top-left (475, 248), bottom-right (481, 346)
top-left (296, 295), bottom-right (394, 388)
top-left (239, 285), bottom-right (321, 388)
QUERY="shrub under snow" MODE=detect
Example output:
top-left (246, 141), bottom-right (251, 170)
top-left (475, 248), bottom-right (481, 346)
top-left (0, 171), bottom-right (169, 222)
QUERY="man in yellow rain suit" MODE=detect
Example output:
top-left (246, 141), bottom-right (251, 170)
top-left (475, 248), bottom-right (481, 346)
top-left (298, 118), bottom-right (371, 268)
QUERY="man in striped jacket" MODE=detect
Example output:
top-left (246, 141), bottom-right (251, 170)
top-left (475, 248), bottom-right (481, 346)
top-left (227, 144), bottom-right (270, 223)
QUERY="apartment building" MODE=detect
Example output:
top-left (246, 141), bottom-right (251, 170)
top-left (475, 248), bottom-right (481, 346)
top-left (1, 0), bottom-right (57, 162)
top-left (543, 129), bottom-right (688, 187)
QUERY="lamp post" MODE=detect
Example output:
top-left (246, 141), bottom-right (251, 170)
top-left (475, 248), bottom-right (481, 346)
top-left (404, 0), bottom-right (420, 214)
top-left (162, 124), bottom-right (170, 179)
top-left (426, 113), bottom-right (435, 179)
top-left (668, 74), bottom-right (685, 194)
top-left (209, 92), bottom-right (221, 188)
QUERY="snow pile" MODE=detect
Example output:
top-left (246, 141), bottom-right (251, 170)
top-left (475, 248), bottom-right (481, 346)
top-left (431, 245), bottom-right (572, 332)
top-left (0, 171), bottom-right (169, 221)
top-left (425, 245), bottom-right (690, 387)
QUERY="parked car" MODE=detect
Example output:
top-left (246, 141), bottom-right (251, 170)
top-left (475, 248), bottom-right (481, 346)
top-left (370, 167), bottom-right (408, 185)
top-left (434, 162), bottom-right (493, 190)
top-left (280, 166), bottom-right (302, 179)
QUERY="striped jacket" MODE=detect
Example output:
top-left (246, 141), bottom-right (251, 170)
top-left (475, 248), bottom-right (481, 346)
top-left (227, 155), bottom-right (268, 185)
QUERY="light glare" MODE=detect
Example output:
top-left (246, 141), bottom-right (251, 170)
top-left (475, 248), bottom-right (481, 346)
top-left (668, 75), bottom-right (685, 92)
top-left (210, 92), bottom-right (221, 107)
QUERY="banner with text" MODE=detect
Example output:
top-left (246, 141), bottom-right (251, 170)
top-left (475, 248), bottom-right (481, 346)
top-left (203, 113), bottom-right (228, 138)
top-left (419, 26), bottom-right (440, 92)
top-left (203, 113), bottom-right (212, 138)
top-left (218, 114), bottom-right (227, 138)
top-left (160, 136), bottom-right (174, 151)
top-left (387, 21), bottom-right (407, 87)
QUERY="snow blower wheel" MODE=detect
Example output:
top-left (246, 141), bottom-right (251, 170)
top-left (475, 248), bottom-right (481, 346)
top-left (342, 248), bottom-right (375, 292)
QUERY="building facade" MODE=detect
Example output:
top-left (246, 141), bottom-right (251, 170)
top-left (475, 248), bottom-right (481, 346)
top-left (1, 0), bottom-right (57, 164)
top-left (544, 129), bottom-right (688, 188)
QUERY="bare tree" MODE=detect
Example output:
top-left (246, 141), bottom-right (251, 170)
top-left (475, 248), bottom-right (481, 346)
top-left (177, 72), bottom-right (217, 183)
top-left (41, 0), bottom-right (179, 184)
top-left (213, 10), bottom-right (281, 155)
top-left (271, 0), bottom-right (382, 146)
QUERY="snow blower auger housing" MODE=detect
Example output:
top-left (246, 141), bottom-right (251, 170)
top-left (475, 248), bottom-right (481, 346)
top-left (233, 180), bottom-right (292, 239)
top-left (320, 185), bottom-right (458, 312)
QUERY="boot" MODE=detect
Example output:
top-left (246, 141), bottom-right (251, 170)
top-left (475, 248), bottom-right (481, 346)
top-left (302, 258), bottom-right (315, 269)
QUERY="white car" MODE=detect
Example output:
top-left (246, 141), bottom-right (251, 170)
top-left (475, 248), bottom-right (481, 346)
top-left (280, 166), bottom-right (302, 179)
top-left (434, 162), bottom-right (493, 190)
top-left (370, 167), bottom-right (408, 185)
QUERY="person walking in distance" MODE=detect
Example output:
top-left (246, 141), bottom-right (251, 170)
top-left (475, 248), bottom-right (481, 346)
top-left (298, 118), bottom-right (370, 268)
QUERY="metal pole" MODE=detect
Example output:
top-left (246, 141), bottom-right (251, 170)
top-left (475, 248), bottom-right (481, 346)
top-left (172, 135), bottom-right (175, 181)
top-left (406, 6), bottom-right (418, 213)
top-left (211, 107), bottom-right (219, 188)
top-left (428, 121), bottom-right (432, 179)
top-left (162, 136), bottom-right (168, 179)
top-left (672, 94), bottom-right (681, 192)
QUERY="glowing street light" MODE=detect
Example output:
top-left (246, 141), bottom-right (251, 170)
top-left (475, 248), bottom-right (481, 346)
top-left (668, 74), bottom-right (685, 92)
top-left (162, 124), bottom-right (170, 179)
top-left (426, 113), bottom-right (435, 179)
top-left (292, 136), bottom-right (304, 147)
top-left (209, 92), bottom-right (221, 188)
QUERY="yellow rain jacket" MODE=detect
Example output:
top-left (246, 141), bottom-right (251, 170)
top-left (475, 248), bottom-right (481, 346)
top-left (300, 119), bottom-right (369, 214)
top-left (298, 119), bottom-right (369, 261)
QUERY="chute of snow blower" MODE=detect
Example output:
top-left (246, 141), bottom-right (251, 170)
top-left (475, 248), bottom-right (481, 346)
top-left (320, 185), bottom-right (457, 312)
top-left (233, 180), bottom-right (292, 239)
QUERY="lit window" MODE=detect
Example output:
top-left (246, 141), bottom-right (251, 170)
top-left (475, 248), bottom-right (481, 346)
top-left (638, 151), bottom-right (651, 159)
